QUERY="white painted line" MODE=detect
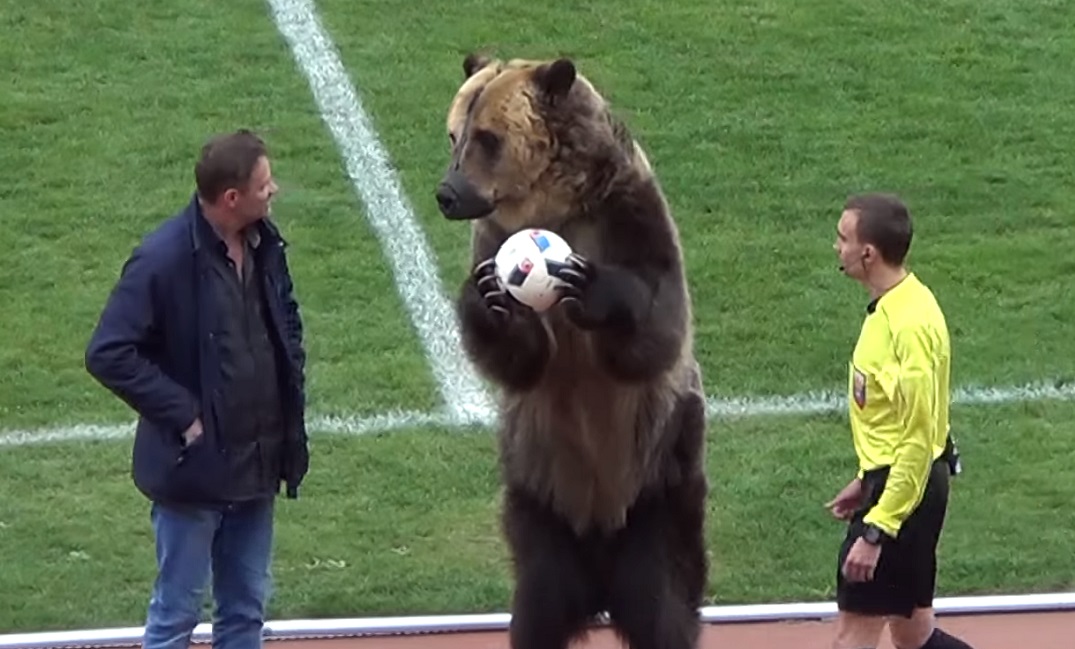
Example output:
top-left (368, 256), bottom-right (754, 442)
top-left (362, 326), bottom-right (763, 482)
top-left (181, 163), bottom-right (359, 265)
top-left (3, 591), bottom-right (1075, 648)
top-left (0, 410), bottom-right (464, 448)
top-left (2, 379), bottom-right (1071, 448)
top-left (266, 0), bottom-right (494, 425)
top-left (704, 379), bottom-right (1075, 417)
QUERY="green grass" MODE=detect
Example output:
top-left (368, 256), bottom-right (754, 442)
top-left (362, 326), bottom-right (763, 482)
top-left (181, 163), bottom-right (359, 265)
top-left (2, 0), bottom-right (1075, 635)
top-left (318, 0), bottom-right (1075, 394)
top-left (0, 0), bottom-right (439, 430)
top-left (3, 400), bottom-right (1074, 632)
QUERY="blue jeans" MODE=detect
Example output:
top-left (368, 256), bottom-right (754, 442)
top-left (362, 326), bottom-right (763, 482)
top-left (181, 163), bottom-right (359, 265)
top-left (142, 498), bottom-right (275, 649)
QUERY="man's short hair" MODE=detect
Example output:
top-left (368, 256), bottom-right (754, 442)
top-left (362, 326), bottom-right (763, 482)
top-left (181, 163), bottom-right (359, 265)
top-left (194, 129), bottom-right (268, 203)
top-left (844, 192), bottom-right (913, 265)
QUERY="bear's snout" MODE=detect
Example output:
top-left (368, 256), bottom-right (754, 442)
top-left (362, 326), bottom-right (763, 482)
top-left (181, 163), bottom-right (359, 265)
top-left (436, 170), bottom-right (494, 220)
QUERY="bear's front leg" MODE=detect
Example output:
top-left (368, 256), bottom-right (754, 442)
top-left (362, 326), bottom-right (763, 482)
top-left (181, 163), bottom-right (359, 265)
top-left (552, 254), bottom-right (686, 382)
top-left (457, 258), bottom-right (552, 391)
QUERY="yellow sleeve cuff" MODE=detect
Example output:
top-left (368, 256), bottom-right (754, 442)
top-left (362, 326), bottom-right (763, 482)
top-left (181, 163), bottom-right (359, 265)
top-left (862, 511), bottom-right (900, 538)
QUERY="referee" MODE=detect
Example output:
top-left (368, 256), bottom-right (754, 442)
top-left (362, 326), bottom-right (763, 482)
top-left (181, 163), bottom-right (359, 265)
top-left (826, 193), bottom-right (974, 649)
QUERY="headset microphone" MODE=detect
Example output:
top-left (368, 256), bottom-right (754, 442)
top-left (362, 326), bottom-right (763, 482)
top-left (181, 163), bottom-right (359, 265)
top-left (838, 251), bottom-right (867, 273)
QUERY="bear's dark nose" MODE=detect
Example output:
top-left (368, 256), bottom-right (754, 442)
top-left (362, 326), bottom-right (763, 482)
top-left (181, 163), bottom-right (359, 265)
top-left (435, 183), bottom-right (458, 216)
top-left (435, 171), bottom-right (495, 220)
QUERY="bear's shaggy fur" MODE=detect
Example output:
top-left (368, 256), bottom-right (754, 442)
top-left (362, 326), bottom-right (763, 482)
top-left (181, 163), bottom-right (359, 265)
top-left (435, 53), bottom-right (709, 649)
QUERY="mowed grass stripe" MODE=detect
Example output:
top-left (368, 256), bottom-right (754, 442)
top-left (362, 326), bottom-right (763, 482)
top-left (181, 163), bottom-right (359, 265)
top-left (312, 0), bottom-right (1075, 397)
top-left (0, 0), bottom-right (439, 431)
top-left (1, 399), bottom-right (1073, 632)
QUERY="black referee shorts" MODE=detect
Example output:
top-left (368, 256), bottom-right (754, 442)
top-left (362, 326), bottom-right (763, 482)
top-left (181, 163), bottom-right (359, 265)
top-left (836, 456), bottom-right (951, 618)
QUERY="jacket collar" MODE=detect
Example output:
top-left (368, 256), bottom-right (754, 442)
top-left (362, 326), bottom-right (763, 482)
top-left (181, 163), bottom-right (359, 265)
top-left (186, 192), bottom-right (286, 253)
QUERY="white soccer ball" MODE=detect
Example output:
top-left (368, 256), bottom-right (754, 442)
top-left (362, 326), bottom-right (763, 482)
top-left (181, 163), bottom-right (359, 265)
top-left (494, 228), bottom-right (574, 312)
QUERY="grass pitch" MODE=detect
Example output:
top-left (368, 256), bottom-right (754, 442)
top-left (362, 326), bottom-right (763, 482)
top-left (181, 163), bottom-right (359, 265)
top-left (1, 0), bottom-right (1074, 634)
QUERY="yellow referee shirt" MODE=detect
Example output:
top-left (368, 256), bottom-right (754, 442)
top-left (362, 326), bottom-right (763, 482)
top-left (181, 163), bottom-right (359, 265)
top-left (848, 272), bottom-right (951, 538)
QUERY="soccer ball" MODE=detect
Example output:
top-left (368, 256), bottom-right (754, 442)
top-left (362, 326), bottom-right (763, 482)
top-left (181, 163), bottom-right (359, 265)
top-left (494, 228), bottom-right (574, 312)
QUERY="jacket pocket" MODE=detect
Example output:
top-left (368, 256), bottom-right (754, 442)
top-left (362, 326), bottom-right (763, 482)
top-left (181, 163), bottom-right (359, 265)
top-left (165, 432), bottom-right (229, 502)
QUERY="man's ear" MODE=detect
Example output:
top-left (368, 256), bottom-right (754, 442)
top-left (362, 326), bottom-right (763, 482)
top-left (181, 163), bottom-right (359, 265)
top-left (222, 188), bottom-right (240, 206)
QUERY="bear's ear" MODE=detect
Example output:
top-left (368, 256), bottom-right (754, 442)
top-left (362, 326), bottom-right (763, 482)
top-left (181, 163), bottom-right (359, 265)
top-left (463, 52), bottom-right (492, 78)
top-left (535, 58), bottom-right (576, 101)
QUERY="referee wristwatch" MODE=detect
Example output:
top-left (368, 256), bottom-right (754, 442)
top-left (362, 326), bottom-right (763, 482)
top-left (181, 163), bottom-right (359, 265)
top-left (861, 523), bottom-right (887, 545)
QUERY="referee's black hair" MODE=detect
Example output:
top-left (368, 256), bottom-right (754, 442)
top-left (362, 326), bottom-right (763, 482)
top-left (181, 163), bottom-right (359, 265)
top-left (844, 192), bottom-right (913, 265)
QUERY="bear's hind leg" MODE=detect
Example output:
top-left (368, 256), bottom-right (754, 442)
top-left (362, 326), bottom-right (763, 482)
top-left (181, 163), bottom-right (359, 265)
top-left (503, 487), bottom-right (600, 649)
top-left (605, 478), bottom-right (708, 649)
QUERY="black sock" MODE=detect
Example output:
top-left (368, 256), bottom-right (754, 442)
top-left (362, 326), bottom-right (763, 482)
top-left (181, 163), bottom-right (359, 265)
top-left (919, 627), bottom-right (974, 649)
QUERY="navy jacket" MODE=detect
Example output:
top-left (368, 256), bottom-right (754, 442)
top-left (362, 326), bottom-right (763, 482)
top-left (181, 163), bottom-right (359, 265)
top-left (85, 194), bottom-right (309, 505)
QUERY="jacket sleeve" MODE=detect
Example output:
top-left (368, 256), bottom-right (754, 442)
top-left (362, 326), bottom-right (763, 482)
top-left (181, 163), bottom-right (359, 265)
top-left (277, 246), bottom-right (309, 499)
top-left (862, 323), bottom-right (937, 537)
top-left (84, 245), bottom-right (200, 435)
top-left (281, 258), bottom-right (306, 394)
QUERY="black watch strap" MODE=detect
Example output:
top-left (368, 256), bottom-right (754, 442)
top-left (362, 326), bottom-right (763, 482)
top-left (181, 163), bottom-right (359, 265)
top-left (862, 523), bottom-right (885, 545)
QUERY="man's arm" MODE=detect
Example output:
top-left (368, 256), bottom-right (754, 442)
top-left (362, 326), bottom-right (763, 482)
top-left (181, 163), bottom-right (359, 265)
top-left (84, 246), bottom-right (200, 435)
top-left (862, 324), bottom-right (938, 538)
top-left (276, 245), bottom-right (309, 499)
top-left (278, 249), bottom-right (306, 392)
top-left (278, 248), bottom-right (307, 439)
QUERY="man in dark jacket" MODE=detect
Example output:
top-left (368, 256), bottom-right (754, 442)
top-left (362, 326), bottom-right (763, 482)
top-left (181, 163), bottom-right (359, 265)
top-left (85, 129), bottom-right (309, 649)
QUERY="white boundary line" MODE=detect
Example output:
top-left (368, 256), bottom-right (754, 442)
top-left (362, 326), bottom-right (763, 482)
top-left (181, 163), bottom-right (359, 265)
top-left (705, 378), bottom-right (1075, 417)
top-left (1, 592), bottom-right (1074, 648)
top-left (266, 0), bottom-right (494, 425)
top-left (0, 410), bottom-right (460, 448)
top-left (2, 379), bottom-right (1073, 448)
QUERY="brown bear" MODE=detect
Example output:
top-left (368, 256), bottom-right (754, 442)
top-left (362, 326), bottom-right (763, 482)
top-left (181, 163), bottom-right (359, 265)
top-left (435, 53), bottom-right (709, 649)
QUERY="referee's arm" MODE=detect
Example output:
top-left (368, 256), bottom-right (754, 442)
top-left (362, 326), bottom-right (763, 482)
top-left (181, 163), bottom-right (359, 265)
top-left (863, 324), bottom-right (937, 538)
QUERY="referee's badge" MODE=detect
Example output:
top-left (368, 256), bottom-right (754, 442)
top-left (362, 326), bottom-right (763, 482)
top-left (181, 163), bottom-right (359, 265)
top-left (853, 369), bottom-right (867, 408)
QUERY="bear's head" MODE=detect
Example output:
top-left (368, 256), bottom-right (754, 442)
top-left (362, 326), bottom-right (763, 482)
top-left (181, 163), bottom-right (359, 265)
top-left (434, 53), bottom-right (640, 230)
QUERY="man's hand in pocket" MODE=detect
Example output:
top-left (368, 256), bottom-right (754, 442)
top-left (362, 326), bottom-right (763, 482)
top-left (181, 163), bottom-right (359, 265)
top-left (182, 418), bottom-right (204, 447)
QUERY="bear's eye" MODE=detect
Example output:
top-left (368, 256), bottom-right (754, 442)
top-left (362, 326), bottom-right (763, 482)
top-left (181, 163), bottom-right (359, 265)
top-left (473, 128), bottom-right (502, 158)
